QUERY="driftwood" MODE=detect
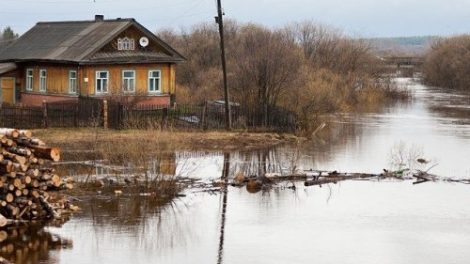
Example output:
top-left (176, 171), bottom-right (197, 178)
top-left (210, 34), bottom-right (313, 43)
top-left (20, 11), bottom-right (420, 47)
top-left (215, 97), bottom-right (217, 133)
top-left (230, 168), bottom-right (470, 190)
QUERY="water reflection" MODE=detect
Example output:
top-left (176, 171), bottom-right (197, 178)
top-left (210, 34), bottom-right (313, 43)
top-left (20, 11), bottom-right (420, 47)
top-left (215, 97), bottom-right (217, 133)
top-left (0, 223), bottom-right (72, 264)
top-left (217, 153), bottom-right (230, 264)
top-left (43, 161), bottom-right (470, 264)
top-left (7, 78), bottom-right (470, 263)
top-left (425, 86), bottom-right (470, 127)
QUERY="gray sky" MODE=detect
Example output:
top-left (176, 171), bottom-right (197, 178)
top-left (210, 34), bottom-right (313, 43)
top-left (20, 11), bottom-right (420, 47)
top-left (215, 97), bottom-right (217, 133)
top-left (1, 0), bottom-right (470, 37)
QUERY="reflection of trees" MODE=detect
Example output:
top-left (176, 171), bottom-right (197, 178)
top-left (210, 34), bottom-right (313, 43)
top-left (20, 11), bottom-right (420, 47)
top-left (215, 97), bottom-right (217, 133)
top-left (77, 196), bottom-right (169, 228)
top-left (71, 193), bottom-right (198, 254)
top-left (0, 223), bottom-right (72, 264)
top-left (429, 105), bottom-right (470, 126)
top-left (234, 149), bottom-right (283, 176)
top-left (226, 122), bottom-right (364, 178)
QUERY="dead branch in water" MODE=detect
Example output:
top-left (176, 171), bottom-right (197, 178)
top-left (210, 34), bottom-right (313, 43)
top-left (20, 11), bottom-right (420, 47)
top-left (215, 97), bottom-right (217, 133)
top-left (227, 168), bottom-right (470, 191)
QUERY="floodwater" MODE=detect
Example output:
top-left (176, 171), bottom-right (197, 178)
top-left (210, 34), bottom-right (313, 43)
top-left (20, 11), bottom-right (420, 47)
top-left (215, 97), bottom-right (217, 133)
top-left (4, 78), bottom-right (470, 264)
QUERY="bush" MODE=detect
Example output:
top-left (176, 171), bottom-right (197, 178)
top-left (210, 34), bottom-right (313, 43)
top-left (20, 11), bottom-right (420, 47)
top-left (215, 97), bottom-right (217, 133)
top-left (159, 20), bottom-right (401, 134)
top-left (423, 35), bottom-right (470, 90)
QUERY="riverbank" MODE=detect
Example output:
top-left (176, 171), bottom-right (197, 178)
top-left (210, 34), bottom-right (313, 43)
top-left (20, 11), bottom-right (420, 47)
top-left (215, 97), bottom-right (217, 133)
top-left (33, 128), bottom-right (301, 155)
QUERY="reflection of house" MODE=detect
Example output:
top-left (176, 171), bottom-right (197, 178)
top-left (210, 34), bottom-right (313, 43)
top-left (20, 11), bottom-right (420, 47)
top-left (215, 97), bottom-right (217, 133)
top-left (0, 15), bottom-right (185, 106)
top-left (159, 153), bottom-right (176, 176)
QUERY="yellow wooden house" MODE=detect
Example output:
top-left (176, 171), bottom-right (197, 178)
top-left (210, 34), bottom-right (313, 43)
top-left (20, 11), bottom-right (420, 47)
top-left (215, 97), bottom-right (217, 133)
top-left (0, 15), bottom-right (185, 106)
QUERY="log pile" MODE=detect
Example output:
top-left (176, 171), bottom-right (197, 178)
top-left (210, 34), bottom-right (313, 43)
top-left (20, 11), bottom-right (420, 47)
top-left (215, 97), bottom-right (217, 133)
top-left (0, 128), bottom-right (75, 227)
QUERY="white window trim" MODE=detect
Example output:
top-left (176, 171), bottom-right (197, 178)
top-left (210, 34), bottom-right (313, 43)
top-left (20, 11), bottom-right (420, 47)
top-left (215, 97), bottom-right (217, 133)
top-left (122, 70), bottom-right (136, 93)
top-left (148, 70), bottom-right (162, 94)
top-left (26, 68), bottom-right (33, 91)
top-left (95, 70), bottom-right (109, 94)
top-left (69, 70), bottom-right (77, 94)
top-left (117, 37), bottom-right (135, 51)
top-left (39, 69), bottom-right (47, 92)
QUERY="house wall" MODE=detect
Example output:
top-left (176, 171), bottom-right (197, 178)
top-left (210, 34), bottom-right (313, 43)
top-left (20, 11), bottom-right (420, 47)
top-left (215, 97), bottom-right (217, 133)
top-left (15, 63), bottom-right (176, 106)
top-left (22, 65), bottom-right (79, 95)
top-left (80, 63), bottom-right (175, 96)
top-left (20, 93), bottom-right (78, 106)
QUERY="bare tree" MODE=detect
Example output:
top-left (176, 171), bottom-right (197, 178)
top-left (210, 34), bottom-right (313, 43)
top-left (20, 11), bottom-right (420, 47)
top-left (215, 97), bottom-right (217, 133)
top-left (231, 25), bottom-right (303, 126)
top-left (423, 35), bottom-right (470, 91)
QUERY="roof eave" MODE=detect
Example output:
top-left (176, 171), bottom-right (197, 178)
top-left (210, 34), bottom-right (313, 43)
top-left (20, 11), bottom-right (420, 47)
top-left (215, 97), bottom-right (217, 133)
top-left (79, 59), bottom-right (185, 65)
top-left (0, 59), bottom-right (79, 64)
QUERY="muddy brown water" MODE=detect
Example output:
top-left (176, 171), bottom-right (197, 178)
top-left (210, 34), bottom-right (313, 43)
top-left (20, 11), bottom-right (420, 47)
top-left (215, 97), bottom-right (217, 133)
top-left (4, 78), bottom-right (470, 264)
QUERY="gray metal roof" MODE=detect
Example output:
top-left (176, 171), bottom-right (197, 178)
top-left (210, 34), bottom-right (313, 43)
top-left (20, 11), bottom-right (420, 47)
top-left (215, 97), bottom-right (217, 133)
top-left (0, 18), bottom-right (185, 64)
top-left (86, 51), bottom-right (184, 64)
top-left (0, 39), bottom-right (15, 54)
top-left (0, 63), bottom-right (17, 75)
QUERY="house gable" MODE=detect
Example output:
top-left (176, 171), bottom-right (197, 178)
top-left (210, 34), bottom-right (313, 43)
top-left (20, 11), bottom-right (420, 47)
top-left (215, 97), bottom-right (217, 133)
top-left (98, 25), bottom-right (171, 55)
top-left (81, 22), bottom-right (185, 64)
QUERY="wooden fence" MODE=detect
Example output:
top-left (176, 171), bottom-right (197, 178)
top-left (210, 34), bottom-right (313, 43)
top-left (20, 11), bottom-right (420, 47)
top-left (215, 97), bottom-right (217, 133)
top-left (0, 98), bottom-right (297, 132)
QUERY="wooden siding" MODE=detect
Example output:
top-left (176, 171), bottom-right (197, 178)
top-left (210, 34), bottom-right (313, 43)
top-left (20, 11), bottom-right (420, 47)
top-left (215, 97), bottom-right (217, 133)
top-left (20, 65), bottom-right (78, 95)
top-left (0, 77), bottom-right (15, 104)
top-left (17, 63), bottom-right (176, 98)
top-left (81, 64), bottom-right (174, 96)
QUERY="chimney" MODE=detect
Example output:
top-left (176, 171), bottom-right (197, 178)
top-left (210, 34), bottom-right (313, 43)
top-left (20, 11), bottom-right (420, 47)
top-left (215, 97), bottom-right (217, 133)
top-left (95, 15), bottom-right (104, 21)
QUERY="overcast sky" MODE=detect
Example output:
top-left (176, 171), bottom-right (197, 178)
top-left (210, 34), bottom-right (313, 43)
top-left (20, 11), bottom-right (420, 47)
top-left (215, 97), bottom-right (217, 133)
top-left (1, 0), bottom-right (470, 37)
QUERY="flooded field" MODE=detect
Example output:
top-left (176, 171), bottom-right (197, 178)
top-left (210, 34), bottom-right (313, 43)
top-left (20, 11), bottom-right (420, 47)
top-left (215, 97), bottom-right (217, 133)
top-left (3, 78), bottom-right (470, 263)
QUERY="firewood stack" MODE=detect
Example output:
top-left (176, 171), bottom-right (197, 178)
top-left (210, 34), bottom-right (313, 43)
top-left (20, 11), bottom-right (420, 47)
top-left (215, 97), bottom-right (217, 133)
top-left (0, 128), bottom-right (75, 227)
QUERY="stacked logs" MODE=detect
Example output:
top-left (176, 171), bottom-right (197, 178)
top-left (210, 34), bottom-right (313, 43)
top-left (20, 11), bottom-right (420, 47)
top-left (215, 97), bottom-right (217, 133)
top-left (0, 128), bottom-right (74, 226)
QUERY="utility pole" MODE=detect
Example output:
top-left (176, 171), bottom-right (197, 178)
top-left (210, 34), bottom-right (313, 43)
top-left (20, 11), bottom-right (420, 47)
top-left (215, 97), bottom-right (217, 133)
top-left (215, 0), bottom-right (232, 130)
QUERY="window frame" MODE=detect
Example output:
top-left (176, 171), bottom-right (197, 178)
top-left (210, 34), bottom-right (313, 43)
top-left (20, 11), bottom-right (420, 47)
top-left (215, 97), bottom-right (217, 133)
top-left (95, 70), bottom-right (109, 94)
top-left (148, 70), bottom-right (162, 94)
top-left (69, 70), bottom-right (77, 94)
top-left (39, 69), bottom-right (47, 92)
top-left (26, 68), bottom-right (33, 91)
top-left (117, 37), bottom-right (135, 51)
top-left (122, 70), bottom-right (136, 93)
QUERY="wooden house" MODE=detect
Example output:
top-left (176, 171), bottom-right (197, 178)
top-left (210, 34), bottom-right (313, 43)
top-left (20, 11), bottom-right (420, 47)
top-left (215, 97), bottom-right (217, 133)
top-left (0, 15), bottom-right (185, 106)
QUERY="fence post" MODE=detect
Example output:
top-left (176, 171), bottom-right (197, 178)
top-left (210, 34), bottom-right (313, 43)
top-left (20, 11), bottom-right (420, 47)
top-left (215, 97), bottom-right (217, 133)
top-left (74, 103), bottom-right (79, 127)
top-left (200, 101), bottom-right (207, 130)
top-left (118, 103), bottom-right (124, 129)
top-left (161, 107), bottom-right (168, 130)
top-left (103, 99), bottom-right (108, 129)
top-left (42, 100), bottom-right (48, 128)
top-left (61, 103), bottom-right (65, 127)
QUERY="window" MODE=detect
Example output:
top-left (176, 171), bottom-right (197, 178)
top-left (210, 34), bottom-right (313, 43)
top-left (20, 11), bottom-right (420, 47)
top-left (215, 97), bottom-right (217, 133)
top-left (148, 70), bottom-right (161, 93)
top-left (96, 71), bottom-right (109, 94)
top-left (117, 37), bottom-right (135, 51)
top-left (26, 68), bottom-right (33, 91)
top-left (39, 69), bottom-right (47, 92)
top-left (69, 70), bottom-right (77, 94)
top-left (122, 70), bottom-right (135, 93)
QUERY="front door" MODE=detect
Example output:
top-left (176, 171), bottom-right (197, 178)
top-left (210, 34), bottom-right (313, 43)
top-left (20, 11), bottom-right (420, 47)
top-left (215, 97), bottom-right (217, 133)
top-left (0, 77), bottom-right (15, 105)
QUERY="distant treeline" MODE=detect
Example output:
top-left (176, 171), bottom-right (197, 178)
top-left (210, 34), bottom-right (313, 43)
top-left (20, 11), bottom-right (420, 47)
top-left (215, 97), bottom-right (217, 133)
top-left (159, 20), bottom-right (403, 134)
top-left (423, 35), bottom-right (470, 91)
top-left (367, 36), bottom-right (437, 56)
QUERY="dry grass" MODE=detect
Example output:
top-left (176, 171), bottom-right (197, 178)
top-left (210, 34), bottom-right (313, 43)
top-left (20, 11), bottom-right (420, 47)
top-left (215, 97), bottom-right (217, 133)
top-left (33, 128), bottom-right (298, 153)
top-left (36, 128), bottom-right (299, 200)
